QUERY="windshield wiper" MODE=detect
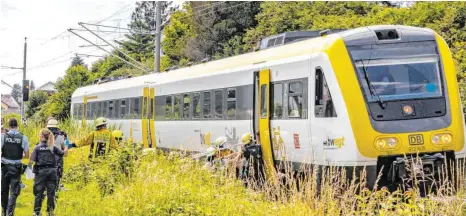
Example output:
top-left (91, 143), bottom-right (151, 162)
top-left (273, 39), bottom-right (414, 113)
top-left (358, 60), bottom-right (386, 109)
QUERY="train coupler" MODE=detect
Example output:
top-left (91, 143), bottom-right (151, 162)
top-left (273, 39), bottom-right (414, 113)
top-left (389, 153), bottom-right (445, 184)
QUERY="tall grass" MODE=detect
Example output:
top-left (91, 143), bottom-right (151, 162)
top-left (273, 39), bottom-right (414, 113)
top-left (10, 118), bottom-right (466, 215)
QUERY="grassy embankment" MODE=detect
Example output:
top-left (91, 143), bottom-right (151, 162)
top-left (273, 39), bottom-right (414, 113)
top-left (7, 116), bottom-right (466, 215)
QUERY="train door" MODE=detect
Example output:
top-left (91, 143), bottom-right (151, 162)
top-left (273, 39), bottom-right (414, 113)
top-left (149, 87), bottom-right (156, 148)
top-left (142, 87), bottom-right (156, 148)
top-left (142, 87), bottom-right (149, 148)
top-left (254, 69), bottom-right (276, 181)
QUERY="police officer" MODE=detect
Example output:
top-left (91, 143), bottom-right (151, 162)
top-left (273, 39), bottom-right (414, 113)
top-left (1, 118), bottom-right (29, 216)
top-left (29, 128), bottom-right (66, 216)
top-left (69, 117), bottom-right (118, 160)
top-left (46, 118), bottom-right (68, 192)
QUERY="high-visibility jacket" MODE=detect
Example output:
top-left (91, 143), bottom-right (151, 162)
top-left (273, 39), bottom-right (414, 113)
top-left (75, 129), bottom-right (118, 159)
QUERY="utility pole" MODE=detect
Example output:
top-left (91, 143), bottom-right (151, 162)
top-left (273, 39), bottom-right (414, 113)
top-left (21, 37), bottom-right (28, 122)
top-left (154, 1), bottom-right (161, 73)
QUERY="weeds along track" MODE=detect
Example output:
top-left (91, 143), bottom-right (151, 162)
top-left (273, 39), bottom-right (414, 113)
top-left (9, 118), bottom-right (466, 215)
top-left (57, 147), bottom-right (466, 215)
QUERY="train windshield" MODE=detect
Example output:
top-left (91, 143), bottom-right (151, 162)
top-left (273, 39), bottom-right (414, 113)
top-left (355, 56), bottom-right (443, 102)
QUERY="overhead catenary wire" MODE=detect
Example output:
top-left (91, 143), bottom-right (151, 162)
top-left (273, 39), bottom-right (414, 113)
top-left (77, 23), bottom-right (154, 34)
top-left (2, 3), bottom-right (134, 80)
top-left (68, 28), bottom-right (149, 73)
top-left (78, 23), bottom-right (151, 71)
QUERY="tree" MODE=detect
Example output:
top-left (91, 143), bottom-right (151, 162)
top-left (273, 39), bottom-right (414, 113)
top-left (39, 65), bottom-right (92, 120)
top-left (30, 81), bottom-right (35, 90)
top-left (26, 90), bottom-right (48, 118)
top-left (119, 2), bottom-right (174, 64)
top-left (71, 55), bottom-right (86, 67)
top-left (11, 83), bottom-right (22, 105)
top-left (161, 5), bottom-right (195, 65)
top-left (184, 1), bottom-right (260, 60)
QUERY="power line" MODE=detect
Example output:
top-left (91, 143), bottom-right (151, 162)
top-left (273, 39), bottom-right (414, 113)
top-left (76, 23), bottom-right (153, 34)
top-left (94, 3), bottom-right (132, 24)
top-left (79, 22), bottom-right (150, 71)
top-left (69, 29), bottom-right (149, 73)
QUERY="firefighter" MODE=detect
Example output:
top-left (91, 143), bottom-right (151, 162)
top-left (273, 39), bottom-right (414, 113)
top-left (69, 117), bottom-right (118, 160)
top-left (237, 132), bottom-right (264, 184)
top-left (29, 128), bottom-right (66, 216)
top-left (112, 130), bottom-right (124, 145)
top-left (46, 118), bottom-right (68, 192)
top-left (1, 118), bottom-right (29, 216)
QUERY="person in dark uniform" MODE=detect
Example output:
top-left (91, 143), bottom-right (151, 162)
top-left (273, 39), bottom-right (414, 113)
top-left (46, 118), bottom-right (68, 192)
top-left (28, 128), bottom-right (66, 216)
top-left (1, 118), bottom-right (29, 216)
top-left (236, 132), bottom-right (264, 186)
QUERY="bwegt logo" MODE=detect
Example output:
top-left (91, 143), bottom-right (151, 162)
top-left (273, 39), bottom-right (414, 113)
top-left (323, 137), bottom-right (345, 149)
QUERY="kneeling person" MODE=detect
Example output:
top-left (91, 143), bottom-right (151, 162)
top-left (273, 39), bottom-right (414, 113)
top-left (29, 129), bottom-right (66, 215)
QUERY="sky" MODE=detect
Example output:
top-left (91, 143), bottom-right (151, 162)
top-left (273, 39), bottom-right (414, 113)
top-left (0, 0), bottom-right (184, 95)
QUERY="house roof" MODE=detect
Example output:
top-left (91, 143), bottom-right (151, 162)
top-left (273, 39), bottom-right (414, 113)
top-left (1, 94), bottom-right (20, 108)
top-left (36, 81), bottom-right (56, 92)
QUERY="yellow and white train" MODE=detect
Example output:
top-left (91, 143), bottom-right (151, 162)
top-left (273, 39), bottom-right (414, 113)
top-left (71, 25), bottom-right (465, 188)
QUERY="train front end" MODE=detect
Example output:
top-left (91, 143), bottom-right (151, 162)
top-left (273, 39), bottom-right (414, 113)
top-left (333, 25), bottom-right (465, 190)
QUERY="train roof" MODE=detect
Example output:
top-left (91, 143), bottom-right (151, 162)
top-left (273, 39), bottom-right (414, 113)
top-left (72, 25), bottom-right (434, 99)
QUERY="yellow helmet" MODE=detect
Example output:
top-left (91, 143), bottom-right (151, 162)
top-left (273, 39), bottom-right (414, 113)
top-left (214, 136), bottom-right (227, 147)
top-left (112, 130), bottom-right (123, 139)
top-left (112, 130), bottom-right (123, 143)
top-left (95, 117), bottom-right (108, 128)
top-left (241, 132), bottom-right (253, 145)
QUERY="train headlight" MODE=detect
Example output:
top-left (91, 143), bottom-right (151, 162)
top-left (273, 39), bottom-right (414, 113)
top-left (375, 137), bottom-right (400, 151)
top-left (431, 133), bottom-right (453, 146)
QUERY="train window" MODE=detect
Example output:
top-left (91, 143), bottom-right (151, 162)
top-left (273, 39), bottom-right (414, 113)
top-left (227, 88), bottom-right (236, 119)
top-left (203, 92), bottom-right (212, 119)
top-left (183, 94), bottom-right (190, 120)
top-left (102, 101), bottom-right (108, 118)
top-left (130, 97), bottom-right (141, 119)
top-left (86, 103), bottom-right (91, 120)
top-left (108, 100), bottom-right (114, 119)
top-left (165, 96), bottom-right (172, 120)
top-left (271, 83), bottom-right (283, 119)
top-left (77, 104), bottom-right (82, 119)
top-left (192, 93), bottom-right (201, 119)
top-left (73, 104), bottom-right (77, 119)
top-left (315, 68), bottom-right (337, 117)
top-left (214, 90), bottom-right (223, 119)
top-left (120, 99), bottom-right (127, 118)
top-left (261, 84), bottom-right (267, 118)
top-left (174, 95), bottom-right (181, 120)
top-left (142, 96), bottom-right (148, 119)
top-left (288, 82), bottom-right (303, 118)
top-left (115, 100), bottom-right (120, 119)
top-left (97, 102), bottom-right (103, 118)
top-left (150, 97), bottom-right (154, 120)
